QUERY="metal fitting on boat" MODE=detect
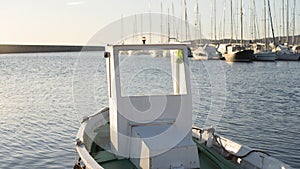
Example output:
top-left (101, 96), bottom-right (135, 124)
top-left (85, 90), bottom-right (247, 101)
top-left (75, 138), bottom-right (84, 146)
top-left (104, 52), bottom-right (110, 58)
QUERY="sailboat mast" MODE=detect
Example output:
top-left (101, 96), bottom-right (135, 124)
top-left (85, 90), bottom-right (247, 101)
top-left (236, 0), bottom-right (239, 42)
top-left (251, 3), bottom-right (254, 40)
top-left (253, 0), bottom-right (258, 41)
top-left (249, 0), bottom-right (253, 40)
top-left (160, 1), bottom-right (163, 43)
top-left (264, 0), bottom-right (267, 47)
top-left (195, 2), bottom-right (199, 41)
top-left (148, 0), bottom-right (152, 43)
top-left (121, 15), bottom-right (124, 44)
top-left (199, 14), bottom-right (202, 44)
top-left (240, 0), bottom-right (243, 45)
top-left (276, 0), bottom-right (281, 42)
top-left (168, 8), bottom-right (170, 42)
top-left (184, 0), bottom-right (188, 41)
top-left (268, 0), bottom-right (276, 47)
top-left (292, 0), bottom-right (296, 45)
top-left (222, 0), bottom-right (226, 42)
top-left (286, 0), bottom-right (289, 44)
top-left (196, 0), bottom-right (202, 44)
top-left (172, 1), bottom-right (178, 40)
top-left (214, 0), bottom-right (217, 41)
top-left (230, 0), bottom-right (233, 43)
top-left (282, 0), bottom-right (285, 43)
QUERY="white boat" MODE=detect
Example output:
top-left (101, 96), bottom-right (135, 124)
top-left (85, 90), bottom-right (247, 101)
top-left (218, 0), bottom-right (253, 62)
top-left (250, 43), bottom-right (276, 61)
top-left (192, 46), bottom-right (207, 60)
top-left (74, 44), bottom-right (292, 169)
top-left (276, 45), bottom-right (300, 61)
top-left (291, 45), bottom-right (300, 54)
top-left (192, 44), bottom-right (221, 60)
top-left (253, 52), bottom-right (276, 61)
top-left (221, 43), bottom-right (253, 62)
top-left (272, 0), bottom-right (299, 61)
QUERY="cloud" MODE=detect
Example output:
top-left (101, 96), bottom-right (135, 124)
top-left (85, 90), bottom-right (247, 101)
top-left (66, 1), bottom-right (85, 6)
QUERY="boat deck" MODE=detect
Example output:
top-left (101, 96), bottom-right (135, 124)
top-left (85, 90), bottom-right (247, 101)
top-left (88, 122), bottom-right (242, 169)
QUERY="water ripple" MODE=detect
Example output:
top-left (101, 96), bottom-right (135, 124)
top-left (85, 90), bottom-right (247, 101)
top-left (0, 53), bottom-right (299, 168)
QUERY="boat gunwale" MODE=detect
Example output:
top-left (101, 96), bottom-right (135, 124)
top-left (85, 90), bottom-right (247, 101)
top-left (192, 127), bottom-right (292, 169)
top-left (75, 107), bottom-right (109, 169)
top-left (75, 109), bottom-right (292, 169)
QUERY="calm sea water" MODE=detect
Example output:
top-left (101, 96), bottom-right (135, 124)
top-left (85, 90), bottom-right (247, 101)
top-left (0, 52), bottom-right (299, 168)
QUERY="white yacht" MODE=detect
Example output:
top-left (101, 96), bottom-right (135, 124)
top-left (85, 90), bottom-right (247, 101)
top-left (218, 43), bottom-right (253, 62)
top-left (291, 45), bottom-right (300, 54)
top-left (192, 44), bottom-right (221, 60)
top-left (250, 43), bottom-right (276, 61)
top-left (276, 45), bottom-right (300, 61)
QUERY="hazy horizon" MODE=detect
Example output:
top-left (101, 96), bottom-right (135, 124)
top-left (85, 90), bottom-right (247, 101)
top-left (1, 0), bottom-right (299, 45)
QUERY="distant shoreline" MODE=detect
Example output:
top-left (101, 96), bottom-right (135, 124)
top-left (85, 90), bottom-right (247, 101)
top-left (0, 45), bottom-right (105, 54)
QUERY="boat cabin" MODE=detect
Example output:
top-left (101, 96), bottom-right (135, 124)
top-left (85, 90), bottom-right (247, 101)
top-left (217, 43), bottom-right (230, 54)
top-left (105, 44), bottom-right (199, 169)
top-left (249, 43), bottom-right (266, 53)
top-left (218, 43), bottom-right (244, 54)
top-left (228, 44), bottom-right (244, 53)
top-left (276, 45), bottom-right (292, 54)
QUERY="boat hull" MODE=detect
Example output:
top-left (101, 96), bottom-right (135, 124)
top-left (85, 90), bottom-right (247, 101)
top-left (277, 53), bottom-right (300, 61)
top-left (193, 45), bottom-right (221, 60)
top-left (253, 52), bottom-right (276, 61)
top-left (75, 108), bottom-right (110, 169)
top-left (224, 50), bottom-right (254, 62)
top-left (192, 55), bottom-right (220, 60)
top-left (192, 55), bottom-right (209, 60)
top-left (75, 108), bottom-right (292, 169)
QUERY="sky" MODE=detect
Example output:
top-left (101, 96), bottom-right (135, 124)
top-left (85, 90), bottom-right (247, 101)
top-left (0, 0), bottom-right (299, 45)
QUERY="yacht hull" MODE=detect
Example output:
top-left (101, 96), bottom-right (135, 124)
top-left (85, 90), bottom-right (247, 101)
top-left (277, 53), bottom-right (300, 61)
top-left (192, 55), bottom-right (220, 60)
top-left (253, 52), bottom-right (276, 61)
top-left (224, 50), bottom-right (254, 62)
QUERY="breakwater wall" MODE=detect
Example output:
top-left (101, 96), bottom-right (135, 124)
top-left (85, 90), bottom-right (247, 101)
top-left (0, 45), bottom-right (104, 54)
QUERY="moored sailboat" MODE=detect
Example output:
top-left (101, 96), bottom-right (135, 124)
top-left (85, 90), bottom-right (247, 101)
top-left (193, 44), bottom-right (221, 60)
top-left (276, 45), bottom-right (300, 60)
top-left (250, 43), bottom-right (276, 61)
top-left (276, 0), bottom-right (300, 61)
top-left (223, 44), bottom-right (253, 62)
top-left (221, 0), bottom-right (253, 62)
top-left (253, 52), bottom-right (276, 61)
top-left (291, 45), bottom-right (300, 53)
top-left (250, 0), bottom-right (276, 61)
